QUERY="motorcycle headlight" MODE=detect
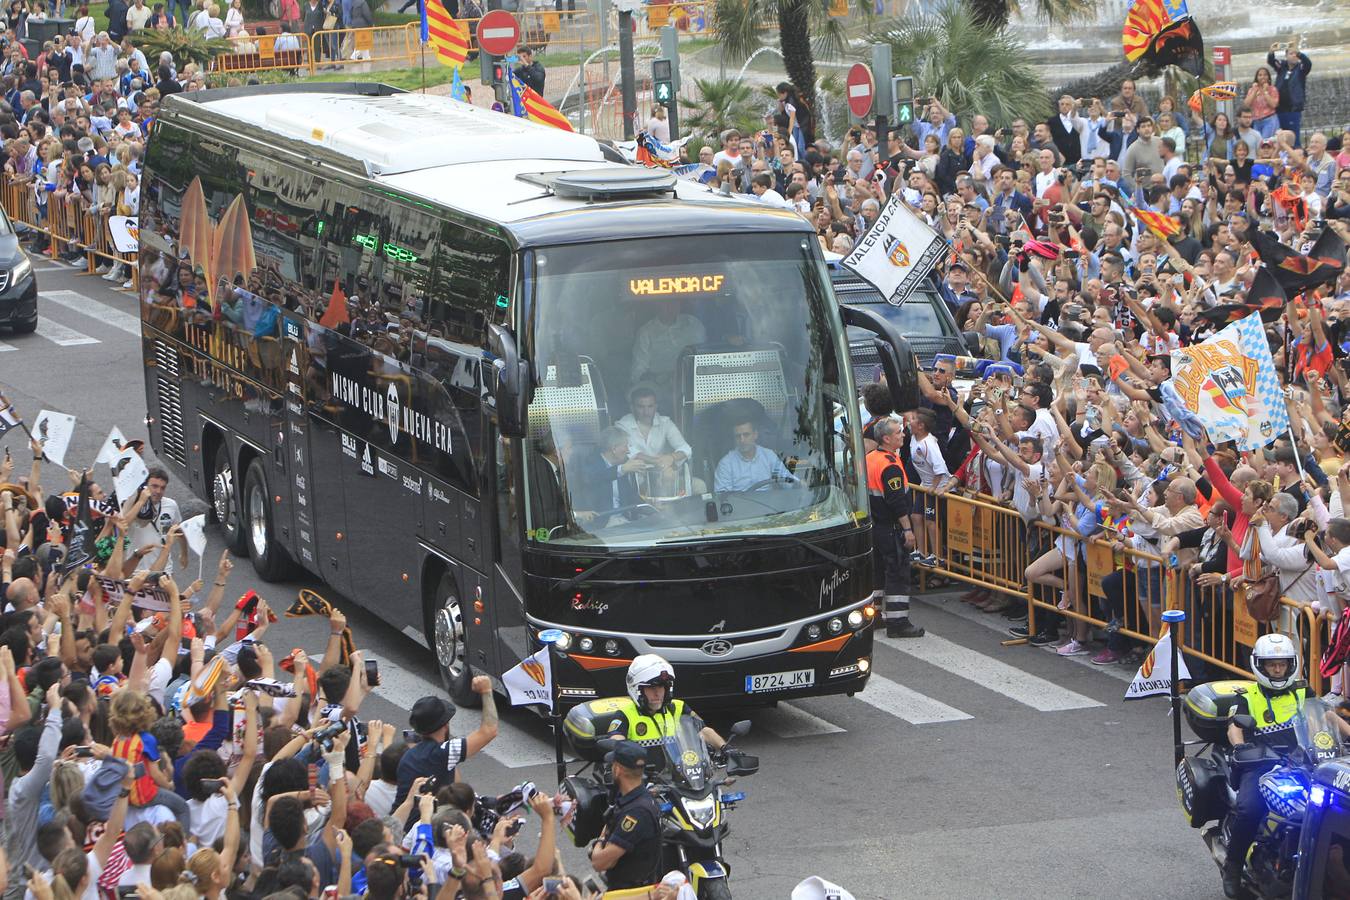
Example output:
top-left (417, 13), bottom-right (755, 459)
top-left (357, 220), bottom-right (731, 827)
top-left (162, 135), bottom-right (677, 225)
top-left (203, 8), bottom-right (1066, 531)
top-left (680, 795), bottom-right (716, 829)
top-left (9, 255), bottom-right (31, 284)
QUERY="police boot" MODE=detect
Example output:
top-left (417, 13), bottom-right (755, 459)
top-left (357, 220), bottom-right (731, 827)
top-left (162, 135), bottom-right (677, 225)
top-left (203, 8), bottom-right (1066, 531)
top-left (887, 620), bottom-right (926, 638)
top-left (1222, 855), bottom-right (1243, 899)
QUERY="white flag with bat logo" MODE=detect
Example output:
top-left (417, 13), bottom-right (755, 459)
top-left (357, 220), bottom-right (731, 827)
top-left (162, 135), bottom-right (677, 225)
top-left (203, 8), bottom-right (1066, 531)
top-left (503, 647), bottom-right (553, 711)
top-left (841, 189), bottom-right (947, 305)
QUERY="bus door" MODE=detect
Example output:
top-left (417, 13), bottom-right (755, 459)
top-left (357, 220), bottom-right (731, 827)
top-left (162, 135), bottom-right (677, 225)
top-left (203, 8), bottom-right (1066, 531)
top-left (280, 315), bottom-right (322, 575)
top-left (298, 320), bottom-right (354, 598)
top-left (488, 423), bottom-right (530, 675)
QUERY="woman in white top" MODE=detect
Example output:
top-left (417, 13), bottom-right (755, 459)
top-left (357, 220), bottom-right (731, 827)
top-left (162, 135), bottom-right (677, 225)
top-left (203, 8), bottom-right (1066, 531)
top-left (223, 0), bottom-right (243, 35)
top-left (73, 3), bottom-right (96, 41)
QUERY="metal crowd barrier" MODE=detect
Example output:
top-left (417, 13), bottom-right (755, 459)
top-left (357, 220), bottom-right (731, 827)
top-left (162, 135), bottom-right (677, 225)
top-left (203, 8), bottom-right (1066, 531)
top-left (0, 173), bottom-right (138, 287)
top-left (913, 485), bottom-right (1330, 694)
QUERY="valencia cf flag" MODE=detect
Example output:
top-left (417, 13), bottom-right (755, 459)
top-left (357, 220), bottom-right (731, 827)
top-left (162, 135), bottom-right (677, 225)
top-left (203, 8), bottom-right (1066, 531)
top-left (1251, 228), bottom-right (1347, 296)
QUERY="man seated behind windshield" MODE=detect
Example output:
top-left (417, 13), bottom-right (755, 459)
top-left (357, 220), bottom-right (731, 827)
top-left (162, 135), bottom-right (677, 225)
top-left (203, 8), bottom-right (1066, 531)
top-left (714, 418), bottom-right (795, 492)
top-left (571, 426), bottom-right (651, 526)
top-left (615, 386), bottom-right (705, 495)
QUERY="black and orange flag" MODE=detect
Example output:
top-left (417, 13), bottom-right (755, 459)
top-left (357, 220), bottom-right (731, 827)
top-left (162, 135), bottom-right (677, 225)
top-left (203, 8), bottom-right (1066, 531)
top-left (1251, 228), bottom-right (1346, 297)
top-left (1198, 266), bottom-right (1287, 326)
top-left (286, 588), bottom-right (355, 666)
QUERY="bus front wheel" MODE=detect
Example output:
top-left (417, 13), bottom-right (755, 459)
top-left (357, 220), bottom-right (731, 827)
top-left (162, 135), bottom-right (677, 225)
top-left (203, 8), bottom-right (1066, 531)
top-left (212, 444), bottom-right (246, 555)
top-left (243, 458), bottom-right (290, 582)
top-left (432, 573), bottom-right (480, 708)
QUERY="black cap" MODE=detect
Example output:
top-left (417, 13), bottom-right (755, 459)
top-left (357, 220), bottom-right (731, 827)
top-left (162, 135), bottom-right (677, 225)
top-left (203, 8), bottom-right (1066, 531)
top-left (948, 259), bottom-right (970, 272)
top-left (604, 740), bottom-right (647, 770)
top-left (409, 696), bottom-right (456, 735)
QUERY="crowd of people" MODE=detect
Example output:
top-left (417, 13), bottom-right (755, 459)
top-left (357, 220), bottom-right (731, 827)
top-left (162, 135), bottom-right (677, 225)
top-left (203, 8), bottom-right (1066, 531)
top-left (751, 45), bottom-right (1350, 685)
top-left (0, 418), bottom-right (723, 900)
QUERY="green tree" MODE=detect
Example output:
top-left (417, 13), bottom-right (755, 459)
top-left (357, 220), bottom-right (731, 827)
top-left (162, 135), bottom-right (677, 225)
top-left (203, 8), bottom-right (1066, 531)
top-left (678, 76), bottom-right (764, 143)
top-left (711, 0), bottom-right (853, 138)
top-left (870, 2), bottom-right (1052, 133)
top-left (132, 28), bottom-right (235, 69)
top-left (963, 0), bottom-right (1093, 31)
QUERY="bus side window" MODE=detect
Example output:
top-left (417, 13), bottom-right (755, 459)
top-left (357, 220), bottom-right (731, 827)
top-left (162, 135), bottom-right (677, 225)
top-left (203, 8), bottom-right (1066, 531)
top-left (424, 220), bottom-right (511, 347)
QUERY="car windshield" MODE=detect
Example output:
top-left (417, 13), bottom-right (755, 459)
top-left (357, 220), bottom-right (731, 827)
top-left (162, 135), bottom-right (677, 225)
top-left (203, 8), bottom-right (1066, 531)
top-left (523, 233), bottom-right (865, 549)
top-left (844, 291), bottom-right (947, 345)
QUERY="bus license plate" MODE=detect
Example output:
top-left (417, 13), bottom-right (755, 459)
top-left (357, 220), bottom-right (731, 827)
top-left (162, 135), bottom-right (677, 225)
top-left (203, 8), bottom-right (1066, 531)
top-left (745, 669), bottom-right (814, 694)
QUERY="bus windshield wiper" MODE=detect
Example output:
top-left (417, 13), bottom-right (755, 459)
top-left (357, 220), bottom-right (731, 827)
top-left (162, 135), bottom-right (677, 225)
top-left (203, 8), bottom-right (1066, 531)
top-left (656, 534), bottom-right (845, 568)
top-left (559, 556), bottom-right (619, 594)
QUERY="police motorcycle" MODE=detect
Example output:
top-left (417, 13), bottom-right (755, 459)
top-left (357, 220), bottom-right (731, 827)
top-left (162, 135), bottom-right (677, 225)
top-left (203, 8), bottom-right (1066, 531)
top-left (1179, 680), bottom-right (1345, 898)
top-left (557, 699), bottom-right (759, 899)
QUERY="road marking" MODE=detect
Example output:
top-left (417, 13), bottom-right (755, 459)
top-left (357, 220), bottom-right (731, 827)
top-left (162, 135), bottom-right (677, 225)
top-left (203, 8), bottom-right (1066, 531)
top-left (0, 339), bottom-right (14, 352)
top-left (878, 632), bottom-right (1105, 711)
top-left (35, 316), bottom-right (99, 346)
top-left (372, 657), bottom-right (559, 770)
top-left (757, 703), bottom-right (845, 738)
top-left (853, 673), bottom-right (973, 724)
top-left (42, 289), bottom-right (141, 336)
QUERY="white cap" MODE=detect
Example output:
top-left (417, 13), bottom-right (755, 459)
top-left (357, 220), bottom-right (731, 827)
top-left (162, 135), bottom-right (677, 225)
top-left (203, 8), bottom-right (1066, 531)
top-left (791, 877), bottom-right (857, 900)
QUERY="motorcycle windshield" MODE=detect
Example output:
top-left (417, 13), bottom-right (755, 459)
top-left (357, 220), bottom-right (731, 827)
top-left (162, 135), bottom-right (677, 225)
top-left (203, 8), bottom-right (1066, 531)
top-left (1294, 697), bottom-right (1345, 765)
top-left (654, 716), bottom-right (713, 793)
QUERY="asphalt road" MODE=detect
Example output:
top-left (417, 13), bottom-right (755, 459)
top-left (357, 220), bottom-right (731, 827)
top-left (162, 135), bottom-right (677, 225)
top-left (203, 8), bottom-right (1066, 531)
top-left (0, 262), bottom-right (1224, 899)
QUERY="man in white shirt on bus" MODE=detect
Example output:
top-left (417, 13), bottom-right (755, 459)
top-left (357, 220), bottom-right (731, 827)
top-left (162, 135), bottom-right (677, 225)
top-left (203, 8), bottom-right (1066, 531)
top-left (630, 302), bottom-right (706, 392)
top-left (615, 385), bottom-right (704, 494)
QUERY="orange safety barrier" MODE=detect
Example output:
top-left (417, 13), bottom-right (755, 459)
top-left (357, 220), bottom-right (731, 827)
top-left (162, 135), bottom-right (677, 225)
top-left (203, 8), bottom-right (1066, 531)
top-left (913, 485), bottom-right (1328, 693)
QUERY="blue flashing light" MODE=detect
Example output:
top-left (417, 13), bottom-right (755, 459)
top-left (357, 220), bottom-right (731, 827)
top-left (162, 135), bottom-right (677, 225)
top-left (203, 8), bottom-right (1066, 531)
top-left (1267, 775), bottom-right (1309, 798)
top-left (659, 802), bottom-right (673, 814)
top-left (539, 629), bottom-right (565, 645)
top-left (722, 791), bottom-right (746, 803)
top-left (1312, 785), bottom-right (1328, 807)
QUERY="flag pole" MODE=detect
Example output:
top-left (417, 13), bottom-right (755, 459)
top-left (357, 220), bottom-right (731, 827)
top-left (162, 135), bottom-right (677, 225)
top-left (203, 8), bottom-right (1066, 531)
top-left (1163, 608), bottom-right (1186, 766)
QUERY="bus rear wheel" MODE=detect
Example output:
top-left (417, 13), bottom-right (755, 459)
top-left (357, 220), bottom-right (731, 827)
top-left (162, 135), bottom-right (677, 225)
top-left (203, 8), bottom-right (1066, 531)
top-left (432, 572), bottom-right (480, 708)
top-left (212, 444), bottom-right (247, 555)
top-left (243, 458), bottom-right (291, 582)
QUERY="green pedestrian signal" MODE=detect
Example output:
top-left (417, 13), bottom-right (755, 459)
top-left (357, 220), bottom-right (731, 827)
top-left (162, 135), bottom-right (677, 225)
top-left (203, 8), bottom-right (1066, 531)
top-left (653, 57), bottom-right (674, 108)
top-left (897, 103), bottom-right (912, 123)
top-left (891, 75), bottom-right (915, 128)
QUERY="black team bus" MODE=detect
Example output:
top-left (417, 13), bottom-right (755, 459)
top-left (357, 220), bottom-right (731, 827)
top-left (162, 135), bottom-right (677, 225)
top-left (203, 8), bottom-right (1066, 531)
top-left (138, 84), bottom-right (918, 708)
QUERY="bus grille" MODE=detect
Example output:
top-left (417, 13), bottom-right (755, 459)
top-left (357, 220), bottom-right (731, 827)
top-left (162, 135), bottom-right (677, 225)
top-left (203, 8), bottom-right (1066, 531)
top-left (153, 340), bottom-right (186, 465)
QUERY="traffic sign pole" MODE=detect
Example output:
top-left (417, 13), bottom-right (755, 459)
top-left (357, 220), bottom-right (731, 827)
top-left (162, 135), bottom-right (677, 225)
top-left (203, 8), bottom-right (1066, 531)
top-left (660, 24), bottom-right (680, 141)
top-left (871, 43), bottom-right (892, 159)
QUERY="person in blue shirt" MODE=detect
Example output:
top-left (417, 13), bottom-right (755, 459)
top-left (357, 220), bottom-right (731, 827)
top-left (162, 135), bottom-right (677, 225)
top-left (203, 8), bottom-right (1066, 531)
top-left (714, 418), bottom-right (794, 492)
top-left (1267, 43), bottom-right (1312, 147)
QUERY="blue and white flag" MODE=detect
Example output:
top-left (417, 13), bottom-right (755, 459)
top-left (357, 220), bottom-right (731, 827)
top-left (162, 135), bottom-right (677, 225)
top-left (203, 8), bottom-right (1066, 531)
top-left (1167, 311), bottom-right (1288, 451)
top-left (449, 66), bottom-right (466, 102)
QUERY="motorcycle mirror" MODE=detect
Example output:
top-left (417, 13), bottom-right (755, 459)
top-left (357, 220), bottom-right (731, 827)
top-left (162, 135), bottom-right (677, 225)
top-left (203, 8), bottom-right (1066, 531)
top-left (729, 720), bottom-right (752, 739)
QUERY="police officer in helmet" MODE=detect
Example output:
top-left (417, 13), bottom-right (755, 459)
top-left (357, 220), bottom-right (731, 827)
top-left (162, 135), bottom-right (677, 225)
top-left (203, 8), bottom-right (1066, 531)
top-left (588, 741), bottom-right (662, 890)
top-left (620, 654), bottom-right (726, 751)
top-left (1221, 634), bottom-right (1348, 897)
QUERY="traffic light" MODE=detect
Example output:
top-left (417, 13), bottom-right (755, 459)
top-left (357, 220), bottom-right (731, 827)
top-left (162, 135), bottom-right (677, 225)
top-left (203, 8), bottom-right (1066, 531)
top-left (652, 58), bottom-right (673, 106)
top-left (892, 75), bottom-right (915, 128)
top-left (491, 58), bottom-right (510, 105)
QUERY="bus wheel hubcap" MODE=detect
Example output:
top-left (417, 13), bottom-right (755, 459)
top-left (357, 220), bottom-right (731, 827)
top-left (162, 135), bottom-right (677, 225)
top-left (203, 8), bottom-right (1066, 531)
top-left (435, 597), bottom-right (465, 678)
top-left (213, 468), bottom-right (233, 528)
top-left (248, 483), bottom-right (268, 558)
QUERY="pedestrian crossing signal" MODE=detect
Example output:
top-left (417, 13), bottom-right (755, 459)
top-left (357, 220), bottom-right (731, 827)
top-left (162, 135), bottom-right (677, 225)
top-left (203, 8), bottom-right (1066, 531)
top-left (653, 57), bottom-right (674, 107)
top-left (892, 74), bottom-right (914, 127)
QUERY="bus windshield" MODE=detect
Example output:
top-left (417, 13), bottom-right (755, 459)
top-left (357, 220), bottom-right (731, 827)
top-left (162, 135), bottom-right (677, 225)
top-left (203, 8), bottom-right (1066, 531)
top-left (523, 232), bottom-right (865, 549)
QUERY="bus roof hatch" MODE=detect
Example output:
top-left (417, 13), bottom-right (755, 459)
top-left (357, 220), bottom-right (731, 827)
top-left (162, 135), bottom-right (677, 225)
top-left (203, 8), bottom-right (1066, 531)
top-left (516, 167), bottom-right (678, 202)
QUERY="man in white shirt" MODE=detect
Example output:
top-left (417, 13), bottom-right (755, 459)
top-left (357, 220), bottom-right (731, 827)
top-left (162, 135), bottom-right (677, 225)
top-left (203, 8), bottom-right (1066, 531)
top-left (126, 466), bottom-right (186, 574)
top-left (1252, 494), bottom-right (1320, 619)
top-left (630, 302), bottom-right (706, 391)
top-left (1033, 148), bottom-right (1059, 198)
top-left (905, 407), bottom-right (949, 566)
top-left (126, 0), bottom-right (153, 31)
top-left (615, 386), bottom-right (697, 493)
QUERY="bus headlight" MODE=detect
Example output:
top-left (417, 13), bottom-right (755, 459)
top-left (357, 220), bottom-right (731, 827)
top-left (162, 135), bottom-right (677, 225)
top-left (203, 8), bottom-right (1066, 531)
top-left (847, 610), bottom-right (864, 629)
top-left (553, 632), bottom-right (573, 650)
top-left (858, 658), bottom-right (871, 673)
top-left (827, 618), bottom-right (843, 634)
top-left (578, 637), bottom-right (594, 653)
top-left (806, 624), bottom-right (822, 641)
top-left (604, 639), bottom-right (620, 656)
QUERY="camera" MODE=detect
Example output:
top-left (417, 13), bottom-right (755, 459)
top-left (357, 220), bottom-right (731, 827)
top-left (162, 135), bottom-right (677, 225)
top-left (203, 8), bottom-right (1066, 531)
top-left (364, 659), bottom-right (381, 687)
top-left (74, 746), bottom-right (95, 758)
top-left (1290, 518), bottom-right (1319, 539)
top-left (543, 878), bottom-right (565, 897)
top-left (313, 721), bottom-right (346, 751)
top-left (402, 728), bottom-right (422, 745)
top-left (145, 571), bottom-right (164, 586)
top-left (200, 778), bottom-right (226, 794)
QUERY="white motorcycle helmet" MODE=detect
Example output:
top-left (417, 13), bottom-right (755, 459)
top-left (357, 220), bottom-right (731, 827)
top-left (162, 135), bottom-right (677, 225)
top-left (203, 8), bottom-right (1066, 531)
top-left (1250, 633), bottom-right (1300, 692)
top-left (626, 654), bottom-right (676, 712)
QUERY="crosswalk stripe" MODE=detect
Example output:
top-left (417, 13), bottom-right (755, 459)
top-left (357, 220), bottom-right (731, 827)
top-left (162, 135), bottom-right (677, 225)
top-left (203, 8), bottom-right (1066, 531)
top-left (758, 703), bottom-right (845, 738)
top-left (0, 339), bottom-right (14, 352)
top-left (42, 290), bottom-right (141, 336)
top-left (854, 673), bottom-right (973, 724)
top-left (35, 316), bottom-right (98, 346)
top-left (878, 633), bottom-right (1105, 711)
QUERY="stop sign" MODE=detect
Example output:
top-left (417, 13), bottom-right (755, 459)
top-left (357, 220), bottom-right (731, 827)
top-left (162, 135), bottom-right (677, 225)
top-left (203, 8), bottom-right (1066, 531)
top-left (477, 9), bottom-right (520, 56)
top-left (846, 63), bottom-right (874, 118)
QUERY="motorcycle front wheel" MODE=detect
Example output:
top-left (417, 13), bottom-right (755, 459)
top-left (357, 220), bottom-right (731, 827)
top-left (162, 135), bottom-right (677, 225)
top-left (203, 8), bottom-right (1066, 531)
top-left (698, 879), bottom-right (733, 900)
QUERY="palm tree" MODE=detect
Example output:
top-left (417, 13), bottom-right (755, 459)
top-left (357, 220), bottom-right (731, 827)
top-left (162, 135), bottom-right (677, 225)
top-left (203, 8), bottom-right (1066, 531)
top-left (711, 0), bottom-right (853, 139)
top-left (679, 76), bottom-right (765, 143)
top-left (964, 0), bottom-right (1094, 31)
top-left (870, 2), bottom-right (1052, 130)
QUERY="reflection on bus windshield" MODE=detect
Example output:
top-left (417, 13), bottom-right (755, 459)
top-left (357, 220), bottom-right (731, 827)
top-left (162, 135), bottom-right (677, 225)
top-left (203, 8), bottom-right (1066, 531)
top-left (523, 234), bottom-right (864, 548)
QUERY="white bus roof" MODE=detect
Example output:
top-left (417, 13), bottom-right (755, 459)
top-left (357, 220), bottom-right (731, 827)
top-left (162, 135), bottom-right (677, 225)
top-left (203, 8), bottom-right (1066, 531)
top-left (196, 90), bottom-right (607, 176)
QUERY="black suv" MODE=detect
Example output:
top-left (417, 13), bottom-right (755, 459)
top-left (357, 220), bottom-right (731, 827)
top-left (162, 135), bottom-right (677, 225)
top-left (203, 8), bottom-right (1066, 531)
top-left (0, 206), bottom-right (37, 334)
top-left (826, 259), bottom-right (970, 385)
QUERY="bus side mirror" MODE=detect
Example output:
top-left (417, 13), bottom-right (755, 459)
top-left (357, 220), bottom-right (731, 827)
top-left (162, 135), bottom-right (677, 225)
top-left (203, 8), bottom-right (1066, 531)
top-left (487, 324), bottom-right (531, 438)
top-left (839, 304), bottom-right (921, 412)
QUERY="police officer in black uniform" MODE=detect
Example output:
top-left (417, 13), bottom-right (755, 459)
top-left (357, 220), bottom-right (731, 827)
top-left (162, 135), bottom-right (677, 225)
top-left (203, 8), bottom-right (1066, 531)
top-left (588, 741), bottom-right (662, 890)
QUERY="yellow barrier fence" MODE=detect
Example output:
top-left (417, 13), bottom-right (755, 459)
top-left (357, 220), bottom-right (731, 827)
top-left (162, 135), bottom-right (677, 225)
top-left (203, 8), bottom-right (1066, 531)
top-left (914, 486), bottom-right (1330, 694)
top-left (0, 171), bottom-right (138, 286)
